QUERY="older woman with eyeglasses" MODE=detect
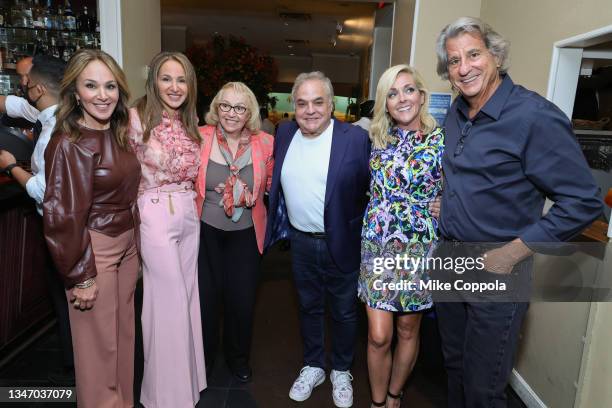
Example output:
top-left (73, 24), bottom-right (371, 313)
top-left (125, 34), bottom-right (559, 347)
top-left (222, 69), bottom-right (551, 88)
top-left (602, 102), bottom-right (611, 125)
top-left (195, 82), bottom-right (274, 382)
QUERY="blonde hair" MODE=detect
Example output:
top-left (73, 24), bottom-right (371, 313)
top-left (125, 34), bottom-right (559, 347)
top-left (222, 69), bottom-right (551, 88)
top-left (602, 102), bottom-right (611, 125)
top-left (54, 49), bottom-right (131, 149)
top-left (370, 64), bottom-right (436, 149)
top-left (205, 82), bottom-right (261, 133)
top-left (134, 52), bottom-right (201, 143)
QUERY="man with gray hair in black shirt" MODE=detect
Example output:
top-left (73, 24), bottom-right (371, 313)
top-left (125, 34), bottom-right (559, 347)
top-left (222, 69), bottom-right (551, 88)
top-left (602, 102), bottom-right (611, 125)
top-left (433, 17), bottom-right (602, 407)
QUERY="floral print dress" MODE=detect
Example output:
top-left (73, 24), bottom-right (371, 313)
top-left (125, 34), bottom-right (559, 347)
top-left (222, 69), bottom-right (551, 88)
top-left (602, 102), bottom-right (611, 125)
top-left (358, 126), bottom-right (444, 312)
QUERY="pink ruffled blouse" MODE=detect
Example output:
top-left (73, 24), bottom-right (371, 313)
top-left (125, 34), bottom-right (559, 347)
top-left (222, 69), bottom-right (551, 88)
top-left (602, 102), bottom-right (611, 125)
top-left (129, 108), bottom-right (200, 192)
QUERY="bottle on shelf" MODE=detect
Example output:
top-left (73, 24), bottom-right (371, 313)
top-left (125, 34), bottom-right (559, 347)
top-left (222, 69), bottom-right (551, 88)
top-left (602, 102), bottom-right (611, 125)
top-left (55, 3), bottom-right (64, 30)
top-left (63, 0), bottom-right (76, 31)
top-left (77, 5), bottom-right (94, 32)
top-left (43, 0), bottom-right (54, 29)
top-left (0, 6), bottom-right (7, 27)
top-left (11, 0), bottom-right (25, 28)
top-left (22, 0), bottom-right (34, 28)
top-left (49, 35), bottom-right (60, 58)
top-left (32, 0), bottom-right (44, 29)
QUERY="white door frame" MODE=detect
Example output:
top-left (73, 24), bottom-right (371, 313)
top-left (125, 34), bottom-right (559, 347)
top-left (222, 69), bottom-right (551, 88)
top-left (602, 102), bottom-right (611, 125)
top-left (99, 0), bottom-right (123, 66)
top-left (546, 25), bottom-right (612, 117)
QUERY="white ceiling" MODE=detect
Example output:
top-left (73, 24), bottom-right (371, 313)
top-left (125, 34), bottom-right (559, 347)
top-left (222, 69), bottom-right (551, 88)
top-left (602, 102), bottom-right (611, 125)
top-left (161, 0), bottom-right (388, 57)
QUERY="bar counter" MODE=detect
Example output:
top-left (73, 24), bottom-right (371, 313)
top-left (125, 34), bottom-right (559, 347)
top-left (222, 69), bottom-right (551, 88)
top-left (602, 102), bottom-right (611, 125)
top-left (0, 176), bottom-right (52, 360)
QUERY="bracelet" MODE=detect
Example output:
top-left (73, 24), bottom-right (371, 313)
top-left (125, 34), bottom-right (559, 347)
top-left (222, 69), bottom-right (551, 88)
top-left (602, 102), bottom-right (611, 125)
top-left (2, 163), bottom-right (18, 178)
top-left (75, 278), bottom-right (95, 289)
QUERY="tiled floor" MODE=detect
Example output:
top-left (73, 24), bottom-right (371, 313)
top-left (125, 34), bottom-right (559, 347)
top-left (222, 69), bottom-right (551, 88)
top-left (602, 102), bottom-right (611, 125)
top-left (0, 246), bottom-right (526, 408)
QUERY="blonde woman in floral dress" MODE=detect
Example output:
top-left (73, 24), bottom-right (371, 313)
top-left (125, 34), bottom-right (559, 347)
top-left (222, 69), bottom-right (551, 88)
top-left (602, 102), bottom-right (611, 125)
top-left (358, 65), bottom-right (444, 408)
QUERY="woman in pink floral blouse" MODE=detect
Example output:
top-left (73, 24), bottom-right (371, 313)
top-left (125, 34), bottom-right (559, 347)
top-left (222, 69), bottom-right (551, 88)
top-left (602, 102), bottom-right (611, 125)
top-left (129, 52), bottom-right (206, 407)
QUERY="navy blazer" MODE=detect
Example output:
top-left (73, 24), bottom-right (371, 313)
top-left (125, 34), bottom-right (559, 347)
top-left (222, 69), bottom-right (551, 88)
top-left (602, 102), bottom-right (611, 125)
top-left (264, 119), bottom-right (371, 273)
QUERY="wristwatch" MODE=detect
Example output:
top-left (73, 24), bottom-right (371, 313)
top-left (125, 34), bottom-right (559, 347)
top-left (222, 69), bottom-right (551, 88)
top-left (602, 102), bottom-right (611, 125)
top-left (2, 163), bottom-right (18, 178)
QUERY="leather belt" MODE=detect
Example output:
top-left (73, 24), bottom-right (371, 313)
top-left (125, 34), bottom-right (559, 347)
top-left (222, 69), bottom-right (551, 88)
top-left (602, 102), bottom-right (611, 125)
top-left (291, 226), bottom-right (326, 239)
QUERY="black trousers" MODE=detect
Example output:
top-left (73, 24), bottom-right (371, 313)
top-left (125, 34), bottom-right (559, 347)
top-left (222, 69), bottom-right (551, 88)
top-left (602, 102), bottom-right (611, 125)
top-left (197, 222), bottom-right (261, 371)
top-left (44, 247), bottom-right (74, 368)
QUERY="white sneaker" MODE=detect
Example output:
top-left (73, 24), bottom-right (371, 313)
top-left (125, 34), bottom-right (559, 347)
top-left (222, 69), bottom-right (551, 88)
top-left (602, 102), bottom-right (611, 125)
top-left (289, 366), bottom-right (325, 402)
top-left (330, 369), bottom-right (354, 407)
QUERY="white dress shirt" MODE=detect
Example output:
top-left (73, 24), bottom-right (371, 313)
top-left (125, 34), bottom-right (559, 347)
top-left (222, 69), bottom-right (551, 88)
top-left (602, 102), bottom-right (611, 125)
top-left (5, 95), bottom-right (40, 123)
top-left (6, 96), bottom-right (53, 216)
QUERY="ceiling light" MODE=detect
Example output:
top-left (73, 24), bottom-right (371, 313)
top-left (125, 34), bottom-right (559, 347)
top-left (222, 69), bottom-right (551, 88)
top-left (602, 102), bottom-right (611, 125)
top-left (287, 44), bottom-right (293, 48)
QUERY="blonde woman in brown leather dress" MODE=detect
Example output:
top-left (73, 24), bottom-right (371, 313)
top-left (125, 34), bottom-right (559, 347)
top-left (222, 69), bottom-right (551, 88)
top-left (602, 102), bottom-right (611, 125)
top-left (43, 49), bottom-right (141, 408)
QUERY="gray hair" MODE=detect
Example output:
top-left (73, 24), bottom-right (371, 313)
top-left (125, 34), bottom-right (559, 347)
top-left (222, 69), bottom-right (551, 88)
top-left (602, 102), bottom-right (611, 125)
top-left (291, 71), bottom-right (334, 107)
top-left (436, 16), bottom-right (510, 80)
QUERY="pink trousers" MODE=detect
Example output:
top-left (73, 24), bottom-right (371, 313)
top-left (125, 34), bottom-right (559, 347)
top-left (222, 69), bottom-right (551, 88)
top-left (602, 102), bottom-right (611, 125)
top-left (138, 182), bottom-right (206, 408)
top-left (67, 228), bottom-right (139, 408)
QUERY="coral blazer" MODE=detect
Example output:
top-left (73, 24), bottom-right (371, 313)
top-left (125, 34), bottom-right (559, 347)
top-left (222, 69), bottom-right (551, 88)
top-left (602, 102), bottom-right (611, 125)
top-left (196, 125), bottom-right (274, 254)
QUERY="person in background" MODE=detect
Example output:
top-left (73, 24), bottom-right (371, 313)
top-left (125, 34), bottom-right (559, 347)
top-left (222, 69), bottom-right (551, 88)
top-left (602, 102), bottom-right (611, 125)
top-left (278, 111), bottom-right (292, 126)
top-left (353, 99), bottom-right (374, 131)
top-left (16, 56), bottom-right (34, 95)
top-left (434, 17), bottom-right (602, 407)
top-left (196, 81), bottom-right (273, 383)
top-left (359, 65), bottom-right (444, 408)
top-left (0, 55), bottom-right (73, 386)
top-left (265, 71), bottom-right (370, 408)
top-left (129, 51), bottom-right (206, 407)
top-left (43, 49), bottom-right (141, 407)
top-left (0, 56), bottom-right (38, 129)
top-left (260, 106), bottom-right (275, 135)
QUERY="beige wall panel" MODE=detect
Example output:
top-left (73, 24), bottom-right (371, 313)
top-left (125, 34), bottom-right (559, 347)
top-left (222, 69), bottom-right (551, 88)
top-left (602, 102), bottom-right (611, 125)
top-left (579, 301), bottom-right (612, 407)
top-left (515, 301), bottom-right (589, 407)
top-left (121, 0), bottom-right (162, 101)
top-left (480, 0), bottom-right (612, 96)
top-left (514, 250), bottom-right (604, 407)
top-left (410, 0), bottom-right (482, 93)
top-left (390, 0), bottom-right (416, 66)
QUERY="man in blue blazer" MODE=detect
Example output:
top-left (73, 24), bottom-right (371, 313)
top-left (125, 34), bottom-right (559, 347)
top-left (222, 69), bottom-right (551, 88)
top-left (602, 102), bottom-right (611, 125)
top-left (264, 71), bottom-right (370, 408)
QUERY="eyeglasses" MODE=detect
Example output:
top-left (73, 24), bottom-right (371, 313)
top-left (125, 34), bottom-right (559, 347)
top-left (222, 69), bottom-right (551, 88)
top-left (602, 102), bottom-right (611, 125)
top-left (218, 102), bottom-right (247, 115)
top-left (454, 120), bottom-right (473, 157)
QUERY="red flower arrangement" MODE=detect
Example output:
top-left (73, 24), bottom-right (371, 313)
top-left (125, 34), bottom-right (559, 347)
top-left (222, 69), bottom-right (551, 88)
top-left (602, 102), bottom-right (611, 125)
top-left (186, 35), bottom-right (278, 112)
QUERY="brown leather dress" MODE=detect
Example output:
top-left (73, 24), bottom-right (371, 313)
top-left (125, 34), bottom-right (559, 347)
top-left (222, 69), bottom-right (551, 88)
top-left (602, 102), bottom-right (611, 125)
top-left (43, 127), bottom-right (141, 288)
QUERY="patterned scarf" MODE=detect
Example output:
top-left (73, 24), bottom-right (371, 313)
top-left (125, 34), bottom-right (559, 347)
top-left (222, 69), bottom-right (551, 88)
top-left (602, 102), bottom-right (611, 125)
top-left (214, 126), bottom-right (254, 222)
